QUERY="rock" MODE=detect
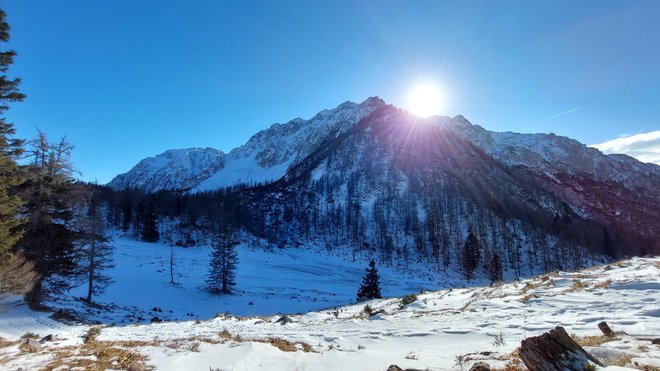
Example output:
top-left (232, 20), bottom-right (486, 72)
top-left (385, 365), bottom-right (424, 371)
top-left (469, 361), bottom-right (491, 371)
top-left (275, 315), bottom-right (293, 325)
top-left (652, 338), bottom-right (660, 345)
top-left (150, 317), bottom-right (162, 323)
top-left (127, 361), bottom-right (146, 371)
top-left (20, 339), bottom-right (41, 352)
top-left (39, 334), bottom-right (53, 344)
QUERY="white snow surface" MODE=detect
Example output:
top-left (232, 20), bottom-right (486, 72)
top-left (1, 250), bottom-right (658, 370)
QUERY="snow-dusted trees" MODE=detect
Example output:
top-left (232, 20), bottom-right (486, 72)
top-left (356, 259), bottom-right (382, 301)
top-left (76, 199), bottom-right (113, 303)
top-left (207, 225), bottom-right (239, 295)
top-left (461, 232), bottom-right (481, 280)
top-left (488, 252), bottom-right (503, 283)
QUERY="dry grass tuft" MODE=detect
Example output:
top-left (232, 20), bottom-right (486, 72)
top-left (609, 354), bottom-right (633, 367)
top-left (20, 332), bottom-right (39, 340)
top-left (261, 337), bottom-right (297, 352)
top-left (593, 279), bottom-right (612, 289)
top-left (565, 280), bottom-right (586, 293)
top-left (572, 334), bottom-right (611, 347)
top-left (217, 329), bottom-right (315, 353)
top-left (42, 340), bottom-right (153, 371)
top-left (519, 293), bottom-right (536, 303)
top-left (0, 338), bottom-right (17, 348)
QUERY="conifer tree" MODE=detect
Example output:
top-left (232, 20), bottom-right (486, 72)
top-left (20, 132), bottom-right (79, 305)
top-left (139, 196), bottom-right (159, 242)
top-left (206, 225), bottom-right (239, 295)
top-left (356, 259), bottom-right (382, 301)
top-left (0, 8), bottom-right (26, 258)
top-left (489, 252), bottom-right (503, 283)
top-left (461, 232), bottom-right (481, 280)
top-left (76, 196), bottom-right (114, 303)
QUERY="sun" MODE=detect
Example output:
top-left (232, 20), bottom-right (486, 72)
top-left (406, 83), bottom-right (444, 118)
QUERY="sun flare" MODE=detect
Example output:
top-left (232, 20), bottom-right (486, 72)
top-left (406, 83), bottom-right (443, 118)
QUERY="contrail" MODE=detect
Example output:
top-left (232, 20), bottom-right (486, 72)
top-left (540, 106), bottom-right (582, 122)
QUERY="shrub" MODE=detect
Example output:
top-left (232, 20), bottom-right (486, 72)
top-left (401, 294), bottom-right (418, 306)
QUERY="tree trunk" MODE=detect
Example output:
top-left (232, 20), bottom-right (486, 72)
top-left (519, 326), bottom-right (604, 371)
top-left (170, 244), bottom-right (175, 285)
top-left (86, 241), bottom-right (95, 302)
top-left (598, 321), bottom-right (614, 337)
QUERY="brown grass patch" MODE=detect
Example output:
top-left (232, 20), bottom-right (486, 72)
top-left (608, 354), bottom-right (633, 367)
top-left (42, 340), bottom-right (153, 371)
top-left (519, 293), bottom-right (535, 303)
top-left (565, 280), bottom-right (586, 293)
top-left (572, 334), bottom-right (611, 347)
top-left (593, 279), bottom-right (612, 289)
top-left (0, 338), bottom-right (18, 348)
top-left (217, 329), bottom-right (315, 353)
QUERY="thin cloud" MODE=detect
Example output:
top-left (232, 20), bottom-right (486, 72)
top-left (590, 131), bottom-right (660, 165)
top-left (540, 107), bottom-right (582, 122)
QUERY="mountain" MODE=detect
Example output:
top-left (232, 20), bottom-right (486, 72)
top-left (109, 97), bottom-right (384, 192)
top-left (108, 147), bottom-right (226, 192)
top-left (107, 97), bottom-right (660, 263)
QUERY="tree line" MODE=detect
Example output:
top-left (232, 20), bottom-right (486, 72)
top-left (0, 10), bottom-right (111, 307)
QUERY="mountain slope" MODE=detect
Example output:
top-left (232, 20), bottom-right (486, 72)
top-left (109, 98), bottom-right (385, 192)
top-left (107, 97), bottom-right (660, 261)
top-left (108, 147), bottom-right (226, 192)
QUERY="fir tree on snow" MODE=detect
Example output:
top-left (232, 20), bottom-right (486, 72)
top-left (356, 259), bottom-right (382, 301)
top-left (206, 224), bottom-right (239, 295)
top-left (76, 196), bottom-right (114, 303)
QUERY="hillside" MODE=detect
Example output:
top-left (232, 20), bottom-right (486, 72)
top-left (1, 257), bottom-right (658, 370)
top-left (107, 98), bottom-right (660, 266)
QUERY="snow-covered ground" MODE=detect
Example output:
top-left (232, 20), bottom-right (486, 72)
top-left (1, 255), bottom-right (658, 370)
top-left (45, 235), bottom-right (442, 324)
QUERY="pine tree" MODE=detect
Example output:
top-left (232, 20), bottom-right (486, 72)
top-left (0, 8), bottom-right (26, 258)
top-left (139, 196), bottom-right (159, 242)
top-left (356, 259), bottom-right (382, 301)
top-left (489, 252), bottom-right (503, 283)
top-left (20, 132), bottom-right (79, 305)
top-left (461, 232), bottom-right (481, 280)
top-left (206, 225), bottom-right (239, 295)
top-left (76, 196), bottom-right (114, 303)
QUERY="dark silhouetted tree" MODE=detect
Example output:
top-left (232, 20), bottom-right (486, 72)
top-left (20, 132), bottom-right (79, 305)
top-left (0, 7), bottom-right (30, 288)
top-left (357, 259), bottom-right (382, 301)
top-left (207, 225), bottom-right (239, 295)
top-left (139, 196), bottom-right (159, 242)
top-left (461, 232), bottom-right (481, 280)
top-left (489, 252), bottom-right (503, 283)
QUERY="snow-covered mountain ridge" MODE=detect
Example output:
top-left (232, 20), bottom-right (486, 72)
top-left (109, 97), bottom-right (659, 195)
top-left (109, 97), bottom-right (385, 192)
top-left (108, 97), bottom-right (660, 257)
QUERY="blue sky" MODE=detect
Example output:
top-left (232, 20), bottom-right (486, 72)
top-left (3, 0), bottom-right (659, 183)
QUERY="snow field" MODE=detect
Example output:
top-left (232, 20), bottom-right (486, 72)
top-left (1, 255), bottom-right (658, 370)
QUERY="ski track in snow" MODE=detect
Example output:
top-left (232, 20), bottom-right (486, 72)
top-left (0, 245), bottom-right (658, 370)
